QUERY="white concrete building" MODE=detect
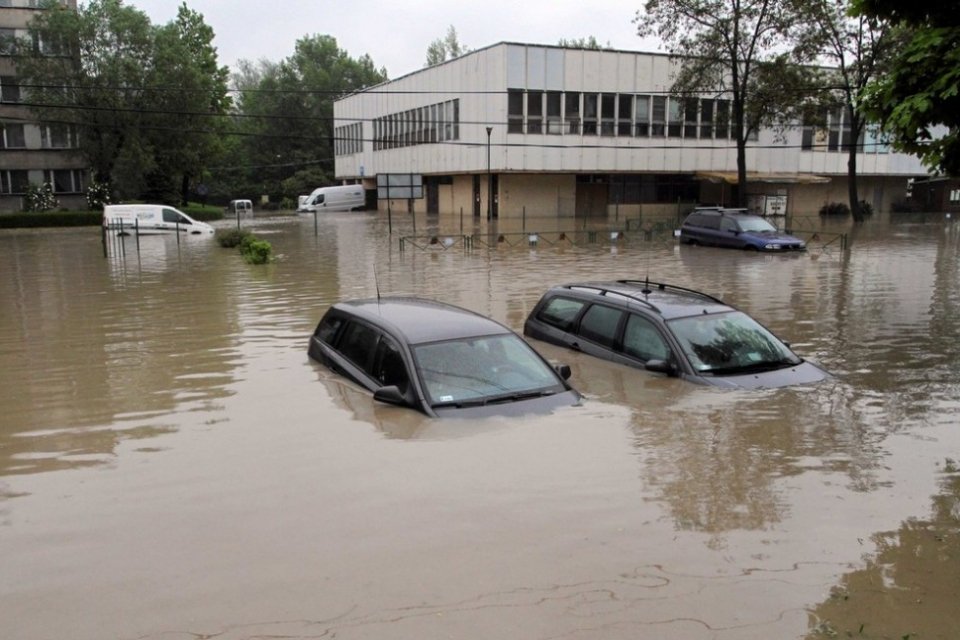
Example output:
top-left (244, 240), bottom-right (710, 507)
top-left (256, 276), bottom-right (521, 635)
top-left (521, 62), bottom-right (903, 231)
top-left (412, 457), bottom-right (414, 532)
top-left (333, 42), bottom-right (927, 220)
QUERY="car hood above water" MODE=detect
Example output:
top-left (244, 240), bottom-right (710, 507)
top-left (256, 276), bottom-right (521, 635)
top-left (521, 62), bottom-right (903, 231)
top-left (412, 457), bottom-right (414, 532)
top-left (697, 360), bottom-right (830, 389)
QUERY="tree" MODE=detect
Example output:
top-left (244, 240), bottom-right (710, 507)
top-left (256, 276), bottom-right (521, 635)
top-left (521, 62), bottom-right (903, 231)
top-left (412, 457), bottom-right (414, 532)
top-left (234, 35), bottom-right (387, 204)
top-left (17, 0), bottom-right (230, 203)
top-left (635, 0), bottom-right (812, 206)
top-left (425, 26), bottom-right (469, 67)
top-left (17, 0), bottom-right (155, 194)
top-left (557, 36), bottom-right (610, 49)
top-left (146, 4), bottom-right (231, 205)
top-left (797, 1), bottom-right (900, 221)
top-left (851, 1), bottom-right (960, 176)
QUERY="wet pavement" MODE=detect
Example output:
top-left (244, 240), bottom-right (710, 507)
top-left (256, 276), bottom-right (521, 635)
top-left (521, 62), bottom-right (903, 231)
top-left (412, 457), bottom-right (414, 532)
top-left (1, 211), bottom-right (958, 639)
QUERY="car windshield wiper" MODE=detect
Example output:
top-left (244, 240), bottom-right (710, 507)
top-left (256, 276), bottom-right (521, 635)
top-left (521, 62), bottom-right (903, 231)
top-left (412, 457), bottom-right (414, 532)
top-left (432, 388), bottom-right (557, 409)
top-left (706, 358), bottom-right (801, 376)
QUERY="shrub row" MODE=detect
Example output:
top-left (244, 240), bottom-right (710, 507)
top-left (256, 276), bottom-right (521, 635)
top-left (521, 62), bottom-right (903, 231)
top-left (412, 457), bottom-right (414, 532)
top-left (0, 212), bottom-right (103, 228)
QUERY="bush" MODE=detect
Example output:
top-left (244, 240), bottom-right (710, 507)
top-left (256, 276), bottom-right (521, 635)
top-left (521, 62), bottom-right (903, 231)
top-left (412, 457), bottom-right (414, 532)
top-left (86, 182), bottom-right (112, 211)
top-left (217, 228), bottom-right (272, 264)
top-left (819, 202), bottom-right (850, 217)
top-left (0, 212), bottom-right (102, 228)
top-left (241, 238), bottom-right (273, 264)
top-left (23, 183), bottom-right (59, 212)
top-left (856, 200), bottom-right (874, 217)
top-left (216, 227), bottom-right (252, 248)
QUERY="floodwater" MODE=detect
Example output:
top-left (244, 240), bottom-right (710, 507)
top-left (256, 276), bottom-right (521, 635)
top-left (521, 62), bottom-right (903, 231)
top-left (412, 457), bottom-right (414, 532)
top-left (1, 211), bottom-right (959, 640)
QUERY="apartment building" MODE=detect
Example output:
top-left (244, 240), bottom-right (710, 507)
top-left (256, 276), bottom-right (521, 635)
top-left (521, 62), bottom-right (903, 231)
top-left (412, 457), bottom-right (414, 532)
top-left (1, 0), bottom-right (86, 213)
top-left (334, 42), bottom-right (928, 219)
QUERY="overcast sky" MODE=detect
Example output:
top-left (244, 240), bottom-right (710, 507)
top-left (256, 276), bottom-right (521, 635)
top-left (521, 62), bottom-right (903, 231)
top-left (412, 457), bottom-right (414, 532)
top-left (128, 0), bottom-right (662, 79)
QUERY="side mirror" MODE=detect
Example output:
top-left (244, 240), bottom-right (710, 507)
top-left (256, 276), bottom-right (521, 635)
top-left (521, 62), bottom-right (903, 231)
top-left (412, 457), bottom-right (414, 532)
top-left (554, 364), bottom-right (572, 381)
top-left (645, 359), bottom-right (677, 376)
top-left (373, 385), bottom-right (408, 406)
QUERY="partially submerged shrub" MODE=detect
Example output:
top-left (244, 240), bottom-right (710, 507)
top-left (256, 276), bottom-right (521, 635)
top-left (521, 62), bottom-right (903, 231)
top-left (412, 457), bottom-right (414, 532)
top-left (216, 228), bottom-right (252, 248)
top-left (23, 183), bottom-right (59, 212)
top-left (819, 201), bottom-right (850, 217)
top-left (241, 238), bottom-right (273, 264)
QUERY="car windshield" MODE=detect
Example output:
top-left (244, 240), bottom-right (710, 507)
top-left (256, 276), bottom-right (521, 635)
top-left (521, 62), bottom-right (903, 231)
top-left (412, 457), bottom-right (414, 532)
top-left (737, 216), bottom-right (778, 233)
top-left (413, 334), bottom-right (564, 407)
top-left (668, 311), bottom-right (801, 375)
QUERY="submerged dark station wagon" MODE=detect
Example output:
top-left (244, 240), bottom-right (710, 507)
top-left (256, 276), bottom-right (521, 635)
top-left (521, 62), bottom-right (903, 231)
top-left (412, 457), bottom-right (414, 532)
top-left (524, 280), bottom-right (829, 389)
top-left (680, 207), bottom-right (806, 251)
top-left (308, 297), bottom-right (581, 418)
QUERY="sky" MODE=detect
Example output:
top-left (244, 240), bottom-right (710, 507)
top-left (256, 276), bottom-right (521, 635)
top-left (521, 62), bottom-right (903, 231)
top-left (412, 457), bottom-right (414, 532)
top-left (128, 0), bottom-right (663, 79)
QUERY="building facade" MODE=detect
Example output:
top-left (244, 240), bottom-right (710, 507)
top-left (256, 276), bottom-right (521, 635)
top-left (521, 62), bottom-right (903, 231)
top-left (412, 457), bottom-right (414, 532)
top-left (1, 0), bottom-right (87, 213)
top-left (333, 42), bottom-right (928, 220)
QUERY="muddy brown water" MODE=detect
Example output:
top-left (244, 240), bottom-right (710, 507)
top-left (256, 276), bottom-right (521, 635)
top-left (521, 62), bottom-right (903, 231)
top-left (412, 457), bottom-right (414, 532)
top-left (1, 212), bottom-right (958, 639)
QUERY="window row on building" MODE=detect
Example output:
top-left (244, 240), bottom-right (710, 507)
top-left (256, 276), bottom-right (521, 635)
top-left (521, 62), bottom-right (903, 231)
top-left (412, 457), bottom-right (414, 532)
top-left (506, 90), bottom-right (758, 141)
top-left (371, 98), bottom-right (460, 152)
top-left (0, 0), bottom-right (69, 7)
top-left (0, 26), bottom-right (65, 56)
top-left (577, 173), bottom-right (700, 204)
top-left (800, 109), bottom-right (891, 154)
top-left (334, 122), bottom-right (362, 156)
top-left (1, 122), bottom-right (80, 149)
top-left (0, 169), bottom-right (86, 195)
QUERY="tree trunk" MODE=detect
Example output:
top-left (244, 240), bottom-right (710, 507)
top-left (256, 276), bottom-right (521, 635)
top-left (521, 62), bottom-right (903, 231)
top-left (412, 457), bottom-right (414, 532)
top-left (848, 108), bottom-right (864, 223)
top-left (181, 173), bottom-right (190, 207)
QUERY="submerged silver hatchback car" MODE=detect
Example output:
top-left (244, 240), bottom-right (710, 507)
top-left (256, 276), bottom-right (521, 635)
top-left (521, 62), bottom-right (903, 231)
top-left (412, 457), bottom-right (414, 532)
top-left (524, 280), bottom-right (829, 389)
top-left (309, 297), bottom-right (581, 417)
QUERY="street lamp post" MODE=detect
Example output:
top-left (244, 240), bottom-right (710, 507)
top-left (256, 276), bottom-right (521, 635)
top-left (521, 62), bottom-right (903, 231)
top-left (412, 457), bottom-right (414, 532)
top-left (486, 126), bottom-right (493, 220)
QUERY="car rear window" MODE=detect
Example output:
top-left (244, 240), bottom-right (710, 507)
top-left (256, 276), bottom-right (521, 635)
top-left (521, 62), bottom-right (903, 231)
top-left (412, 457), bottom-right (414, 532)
top-left (537, 296), bottom-right (586, 330)
top-left (315, 314), bottom-right (344, 344)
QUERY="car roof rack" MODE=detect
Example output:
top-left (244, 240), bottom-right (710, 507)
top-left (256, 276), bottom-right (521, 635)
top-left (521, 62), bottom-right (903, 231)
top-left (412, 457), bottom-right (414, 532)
top-left (615, 279), bottom-right (725, 304)
top-left (560, 279), bottom-right (724, 315)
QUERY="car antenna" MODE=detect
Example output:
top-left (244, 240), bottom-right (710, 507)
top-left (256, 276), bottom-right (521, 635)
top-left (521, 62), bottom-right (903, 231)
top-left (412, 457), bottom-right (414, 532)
top-left (642, 275), bottom-right (652, 295)
top-left (374, 263), bottom-right (382, 303)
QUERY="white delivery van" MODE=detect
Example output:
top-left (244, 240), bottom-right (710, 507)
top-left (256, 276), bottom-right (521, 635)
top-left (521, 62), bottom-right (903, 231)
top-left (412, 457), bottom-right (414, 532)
top-left (103, 204), bottom-right (215, 235)
top-left (227, 199), bottom-right (253, 217)
top-left (300, 184), bottom-right (366, 213)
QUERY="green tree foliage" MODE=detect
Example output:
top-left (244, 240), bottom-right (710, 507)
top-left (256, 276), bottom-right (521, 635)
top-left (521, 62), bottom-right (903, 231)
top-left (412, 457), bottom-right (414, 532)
top-left (148, 4), bottom-right (231, 205)
top-left (797, 1), bottom-right (900, 220)
top-left (635, 0), bottom-right (814, 206)
top-left (16, 0), bottom-right (230, 203)
top-left (557, 36), bottom-right (610, 49)
top-left (852, 1), bottom-right (960, 176)
top-left (425, 26), bottom-right (469, 67)
top-left (231, 35), bottom-right (387, 204)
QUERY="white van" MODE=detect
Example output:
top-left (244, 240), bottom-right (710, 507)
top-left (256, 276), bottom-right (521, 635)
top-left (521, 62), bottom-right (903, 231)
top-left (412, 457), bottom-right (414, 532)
top-left (300, 184), bottom-right (366, 213)
top-left (103, 204), bottom-right (215, 235)
top-left (227, 199), bottom-right (253, 217)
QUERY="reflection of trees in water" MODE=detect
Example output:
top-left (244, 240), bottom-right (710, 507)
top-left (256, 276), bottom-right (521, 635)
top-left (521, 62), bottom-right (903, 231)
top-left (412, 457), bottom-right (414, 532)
top-left (690, 318), bottom-right (783, 369)
top-left (806, 469), bottom-right (960, 639)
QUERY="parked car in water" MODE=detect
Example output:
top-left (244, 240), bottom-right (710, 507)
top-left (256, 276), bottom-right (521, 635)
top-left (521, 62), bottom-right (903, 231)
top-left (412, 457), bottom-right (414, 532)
top-left (679, 207), bottom-right (806, 251)
top-left (308, 297), bottom-right (581, 417)
top-left (524, 280), bottom-right (829, 389)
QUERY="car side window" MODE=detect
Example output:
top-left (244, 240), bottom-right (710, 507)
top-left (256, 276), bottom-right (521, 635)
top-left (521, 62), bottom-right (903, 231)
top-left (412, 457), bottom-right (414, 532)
top-left (373, 337), bottom-right (409, 394)
top-left (577, 304), bottom-right (624, 348)
top-left (315, 314), bottom-right (344, 344)
top-left (720, 217), bottom-right (738, 232)
top-left (538, 296), bottom-right (586, 331)
top-left (335, 321), bottom-right (379, 371)
top-left (622, 314), bottom-right (670, 362)
top-left (702, 215), bottom-right (720, 230)
top-left (162, 208), bottom-right (191, 224)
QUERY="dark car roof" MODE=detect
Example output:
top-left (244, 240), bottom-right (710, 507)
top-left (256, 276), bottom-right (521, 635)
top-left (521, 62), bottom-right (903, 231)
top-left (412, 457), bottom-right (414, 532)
top-left (548, 280), bottom-right (732, 320)
top-left (332, 297), bottom-right (512, 344)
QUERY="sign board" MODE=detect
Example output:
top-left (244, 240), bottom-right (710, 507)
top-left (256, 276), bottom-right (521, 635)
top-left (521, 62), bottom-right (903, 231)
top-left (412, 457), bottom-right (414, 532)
top-left (377, 173), bottom-right (423, 199)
